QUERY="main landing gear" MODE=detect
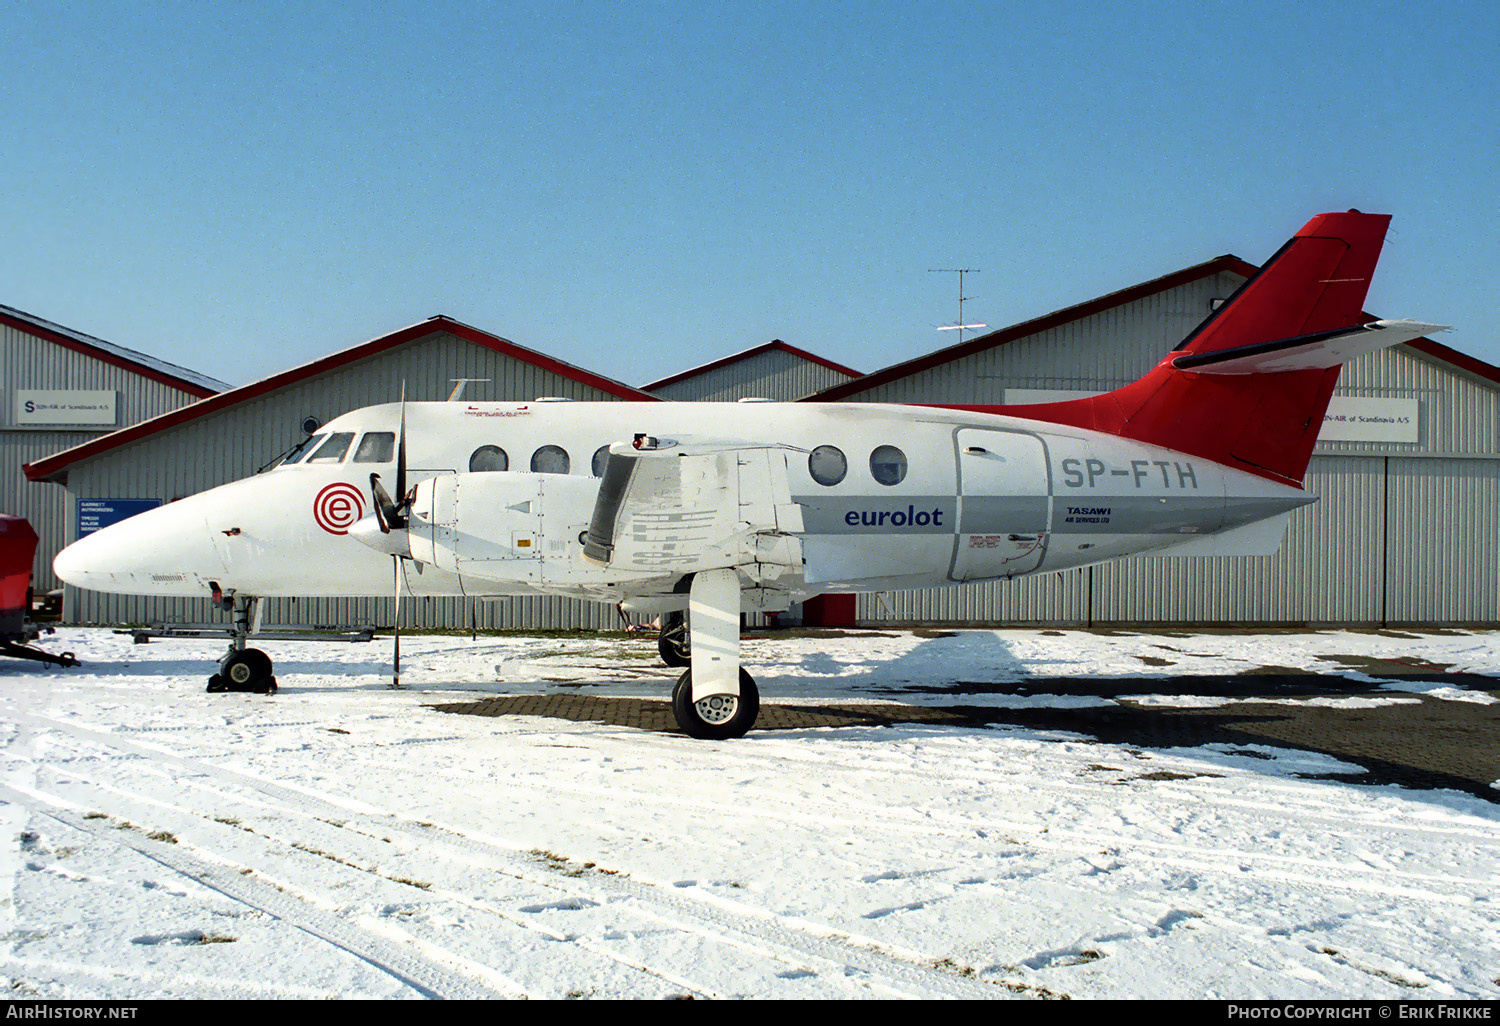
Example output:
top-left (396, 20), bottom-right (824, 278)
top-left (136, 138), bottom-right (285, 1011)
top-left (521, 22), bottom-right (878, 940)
top-left (205, 592), bottom-right (277, 694)
top-left (663, 570), bottom-right (759, 740)
top-left (657, 610), bottom-right (690, 667)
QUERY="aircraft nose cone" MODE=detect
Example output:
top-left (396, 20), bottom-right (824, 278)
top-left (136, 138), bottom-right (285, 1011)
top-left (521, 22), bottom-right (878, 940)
top-left (51, 535), bottom-right (90, 586)
top-left (53, 498), bottom-right (226, 595)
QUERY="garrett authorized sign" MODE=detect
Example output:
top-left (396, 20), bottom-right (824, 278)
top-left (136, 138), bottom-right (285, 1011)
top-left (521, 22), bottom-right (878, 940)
top-left (14, 390), bottom-right (119, 426)
top-left (77, 498), bottom-right (160, 537)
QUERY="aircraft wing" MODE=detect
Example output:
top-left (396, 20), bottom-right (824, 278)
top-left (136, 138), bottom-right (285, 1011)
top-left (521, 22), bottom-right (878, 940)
top-left (583, 439), bottom-right (805, 588)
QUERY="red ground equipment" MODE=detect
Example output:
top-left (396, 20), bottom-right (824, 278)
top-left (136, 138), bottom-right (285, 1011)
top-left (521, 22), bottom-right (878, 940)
top-left (1, 514), bottom-right (77, 667)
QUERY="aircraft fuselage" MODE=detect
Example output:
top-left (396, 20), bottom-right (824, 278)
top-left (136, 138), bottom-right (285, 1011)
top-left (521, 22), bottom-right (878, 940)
top-left (55, 399), bottom-right (1311, 609)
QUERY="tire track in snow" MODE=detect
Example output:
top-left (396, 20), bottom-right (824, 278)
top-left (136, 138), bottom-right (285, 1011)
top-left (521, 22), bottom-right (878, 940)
top-left (367, 730), bottom-right (1497, 908)
top-left (0, 781), bottom-right (520, 999)
top-left (35, 760), bottom-right (729, 999)
top-left (8, 712), bottom-right (1010, 999)
top-left (8, 724), bottom-right (723, 999)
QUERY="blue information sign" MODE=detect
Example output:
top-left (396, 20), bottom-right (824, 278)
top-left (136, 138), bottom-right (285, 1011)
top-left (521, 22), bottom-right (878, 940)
top-left (77, 498), bottom-right (162, 538)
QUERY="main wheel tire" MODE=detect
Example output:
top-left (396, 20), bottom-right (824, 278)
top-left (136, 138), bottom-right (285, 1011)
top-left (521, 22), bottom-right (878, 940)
top-left (658, 613), bottom-right (690, 667)
top-left (671, 668), bottom-right (759, 740)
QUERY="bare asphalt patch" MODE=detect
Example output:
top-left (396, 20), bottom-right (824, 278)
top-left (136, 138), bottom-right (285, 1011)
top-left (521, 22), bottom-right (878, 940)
top-left (433, 662), bottom-right (1500, 804)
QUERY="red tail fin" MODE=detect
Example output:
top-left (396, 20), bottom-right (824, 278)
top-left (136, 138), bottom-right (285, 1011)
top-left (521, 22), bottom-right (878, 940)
top-left (983, 211), bottom-right (1393, 485)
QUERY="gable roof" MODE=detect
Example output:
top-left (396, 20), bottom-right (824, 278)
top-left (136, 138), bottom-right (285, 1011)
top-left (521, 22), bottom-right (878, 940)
top-left (803, 256), bottom-right (1261, 401)
top-left (643, 339), bottom-right (860, 392)
top-left (25, 315), bottom-right (658, 484)
top-left (1, 303), bottom-right (230, 397)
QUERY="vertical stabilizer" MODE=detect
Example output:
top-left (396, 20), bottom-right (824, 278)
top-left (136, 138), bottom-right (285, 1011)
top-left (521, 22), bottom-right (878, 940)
top-left (988, 211), bottom-right (1395, 485)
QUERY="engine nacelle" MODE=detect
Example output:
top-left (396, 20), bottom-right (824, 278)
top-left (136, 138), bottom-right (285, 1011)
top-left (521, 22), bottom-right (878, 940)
top-left (406, 471), bottom-right (602, 584)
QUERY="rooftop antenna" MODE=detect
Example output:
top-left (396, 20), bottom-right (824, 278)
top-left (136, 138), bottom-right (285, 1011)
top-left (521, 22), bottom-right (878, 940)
top-left (928, 268), bottom-right (986, 344)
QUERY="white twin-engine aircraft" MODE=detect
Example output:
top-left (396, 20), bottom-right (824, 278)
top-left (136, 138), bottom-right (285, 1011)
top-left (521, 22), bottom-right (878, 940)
top-left (55, 211), bottom-right (1441, 738)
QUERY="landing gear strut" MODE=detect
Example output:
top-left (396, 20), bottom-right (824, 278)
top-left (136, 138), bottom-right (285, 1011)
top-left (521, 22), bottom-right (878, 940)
top-left (669, 569), bottom-right (758, 739)
top-left (205, 593), bottom-right (277, 694)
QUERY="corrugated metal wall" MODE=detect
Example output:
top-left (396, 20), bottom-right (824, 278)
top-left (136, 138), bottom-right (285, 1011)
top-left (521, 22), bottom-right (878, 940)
top-left (1092, 457), bottom-right (1387, 624)
top-left (651, 348), bottom-right (856, 401)
top-left (2, 320), bottom-right (208, 591)
top-left (1385, 457), bottom-right (1499, 622)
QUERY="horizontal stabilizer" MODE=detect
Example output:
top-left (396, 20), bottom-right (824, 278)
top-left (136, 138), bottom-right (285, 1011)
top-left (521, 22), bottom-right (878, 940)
top-left (1172, 320), bottom-right (1445, 375)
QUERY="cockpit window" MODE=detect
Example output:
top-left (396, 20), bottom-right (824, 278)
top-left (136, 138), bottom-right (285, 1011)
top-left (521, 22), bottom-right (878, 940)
top-left (352, 432), bottom-right (395, 463)
top-left (307, 432), bottom-right (356, 464)
top-left (278, 433), bottom-right (325, 466)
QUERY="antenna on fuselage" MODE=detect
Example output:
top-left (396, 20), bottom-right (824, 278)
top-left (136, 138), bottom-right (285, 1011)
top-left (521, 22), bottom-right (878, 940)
top-left (448, 379), bottom-right (490, 401)
top-left (928, 268), bottom-right (986, 345)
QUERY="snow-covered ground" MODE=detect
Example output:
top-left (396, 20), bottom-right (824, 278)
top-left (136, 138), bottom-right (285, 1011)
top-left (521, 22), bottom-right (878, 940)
top-left (1, 626), bottom-right (1496, 1000)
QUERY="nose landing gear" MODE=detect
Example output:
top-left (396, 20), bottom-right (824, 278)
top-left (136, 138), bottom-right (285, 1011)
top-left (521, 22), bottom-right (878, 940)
top-left (205, 591), bottom-right (277, 694)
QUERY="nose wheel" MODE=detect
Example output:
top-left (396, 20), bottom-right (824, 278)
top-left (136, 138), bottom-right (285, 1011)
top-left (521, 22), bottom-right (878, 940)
top-left (208, 647), bottom-right (277, 694)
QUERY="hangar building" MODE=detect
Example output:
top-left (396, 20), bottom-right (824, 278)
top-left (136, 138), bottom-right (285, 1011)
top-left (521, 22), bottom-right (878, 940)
top-left (2, 305), bottom-right (225, 597)
top-left (644, 340), bottom-right (859, 401)
top-left (806, 256), bottom-right (1500, 627)
top-left (25, 316), bottom-right (657, 631)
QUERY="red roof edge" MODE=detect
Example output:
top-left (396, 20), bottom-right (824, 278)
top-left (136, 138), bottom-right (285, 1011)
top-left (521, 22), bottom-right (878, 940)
top-left (801, 256), bottom-right (1260, 401)
top-left (0, 309), bottom-right (223, 399)
top-left (644, 340), bottom-right (861, 391)
top-left (24, 316), bottom-right (659, 483)
top-left (1402, 334), bottom-right (1500, 388)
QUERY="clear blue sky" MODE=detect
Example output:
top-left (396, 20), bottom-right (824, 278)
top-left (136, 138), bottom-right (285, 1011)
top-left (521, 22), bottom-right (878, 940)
top-left (3, 1), bottom-right (1496, 391)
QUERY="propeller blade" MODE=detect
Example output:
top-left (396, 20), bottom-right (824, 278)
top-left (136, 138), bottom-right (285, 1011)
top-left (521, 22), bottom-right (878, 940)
top-left (370, 473), bottom-right (398, 533)
top-left (394, 382), bottom-right (408, 516)
top-left (369, 383), bottom-right (409, 531)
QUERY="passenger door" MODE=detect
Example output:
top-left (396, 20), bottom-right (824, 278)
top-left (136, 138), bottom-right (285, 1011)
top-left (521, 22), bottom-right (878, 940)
top-left (949, 429), bottom-right (1051, 581)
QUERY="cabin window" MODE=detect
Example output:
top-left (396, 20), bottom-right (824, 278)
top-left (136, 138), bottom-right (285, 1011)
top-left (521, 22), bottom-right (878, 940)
top-left (531, 445), bottom-right (570, 474)
top-left (352, 432), bottom-right (395, 463)
top-left (869, 445), bottom-right (907, 486)
top-left (279, 433), bottom-right (325, 466)
top-left (469, 445), bottom-right (509, 472)
top-left (592, 445), bottom-right (611, 478)
top-left (808, 445), bottom-right (847, 486)
top-left (307, 432), bottom-right (355, 464)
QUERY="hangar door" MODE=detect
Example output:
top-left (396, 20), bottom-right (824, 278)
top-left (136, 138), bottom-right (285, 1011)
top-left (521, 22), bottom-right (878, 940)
top-left (1385, 457), bottom-right (1499, 623)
